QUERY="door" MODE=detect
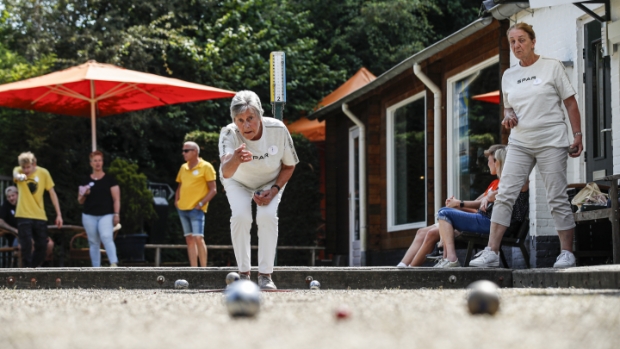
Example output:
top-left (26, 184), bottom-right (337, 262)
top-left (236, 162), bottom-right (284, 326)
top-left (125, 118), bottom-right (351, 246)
top-left (584, 20), bottom-right (613, 182)
top-left (348, 127), bottom-right (361, 267)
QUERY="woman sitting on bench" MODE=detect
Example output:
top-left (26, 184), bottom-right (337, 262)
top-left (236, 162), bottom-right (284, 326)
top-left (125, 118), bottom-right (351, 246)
top-left (396, 144), bottom-right (504, 268)
top-left (435, 148), bottom-right (529, 268)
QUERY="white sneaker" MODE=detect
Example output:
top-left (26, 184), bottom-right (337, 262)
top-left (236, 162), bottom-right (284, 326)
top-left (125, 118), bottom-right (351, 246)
top-left (397, 262), bottom-right (408, 268)
top-left (553, 250), bottom-right (576, 268)
top-left (258, 275), bottom-right (277, 290)
top-left (469, 247), bottom-right (500, 268)
top-left (110, 263), bottom-right (118, 268)
top-left (433, 259), bottom-right (449, 268)
top-left (439, 259), bottom-right (461, 268)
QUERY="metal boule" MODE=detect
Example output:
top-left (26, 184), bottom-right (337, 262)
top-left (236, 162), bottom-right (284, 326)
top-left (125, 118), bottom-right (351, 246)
top-left (225, 280), bottom-right (261, 318)
top-left (309, 280), bottom-right (321, 290)
top-left (174, 279), bottom-right (189, 289)
top-left (305, 276), bottom-right (313, 285)
top-left (467, 280), bottom-right (500, 315)
top-left (226, 272), bottom-right (241, 285)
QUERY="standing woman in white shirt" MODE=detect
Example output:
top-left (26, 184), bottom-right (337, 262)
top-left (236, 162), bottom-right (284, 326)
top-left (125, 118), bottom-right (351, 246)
top-left (218, 90), bottom-right (298, 289)
top-left (470, 22), bottom-right (583, 268)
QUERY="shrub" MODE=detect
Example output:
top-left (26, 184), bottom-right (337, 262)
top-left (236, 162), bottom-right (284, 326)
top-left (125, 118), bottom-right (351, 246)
top-left (108, 158), bottom-right (157, 234)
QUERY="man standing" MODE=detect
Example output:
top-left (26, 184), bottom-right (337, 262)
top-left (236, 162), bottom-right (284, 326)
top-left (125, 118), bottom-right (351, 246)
top-left (175, 141), bottom-right (217, 267)
top-left (13, 152), bottom-right (62, 268)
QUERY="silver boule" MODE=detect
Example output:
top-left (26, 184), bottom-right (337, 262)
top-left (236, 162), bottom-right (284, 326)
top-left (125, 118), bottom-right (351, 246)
top-left (174, 279), bottom-right (189, 289)
top-left (226, 272), bottom-right (241, 285)
top-left (309, 280), bottom-right (321, 290)
top-left (467, 280), bottom-right (500, 315)
top-left (225, 280), bottom-right (261, 317)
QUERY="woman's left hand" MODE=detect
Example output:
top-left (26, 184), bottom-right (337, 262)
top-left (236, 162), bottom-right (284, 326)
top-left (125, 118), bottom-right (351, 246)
top-left (253, 188), bottom-right (276, 207)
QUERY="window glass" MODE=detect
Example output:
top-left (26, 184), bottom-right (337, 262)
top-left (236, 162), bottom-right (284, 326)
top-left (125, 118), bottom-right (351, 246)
top-left (391, 97), bottom-right (426, 226)
top-left (451, 63), bottom-right (500, 200)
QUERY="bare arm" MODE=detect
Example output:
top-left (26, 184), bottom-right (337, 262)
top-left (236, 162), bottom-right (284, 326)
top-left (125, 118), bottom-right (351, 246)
top-left (48, 187), bottom-right (63, 228)
top-left (111, 185), bottom-right (120, 226)
top-left (0, 218), bottom-right (18, 235)
top-left (175, 183), bottom-right (181, 209)
top-left (564, 96), bottom-right (583, 158)
top-left (221, 143), bottom-right (253, 179)
top-left (194, 181), bottom-right (217, 210)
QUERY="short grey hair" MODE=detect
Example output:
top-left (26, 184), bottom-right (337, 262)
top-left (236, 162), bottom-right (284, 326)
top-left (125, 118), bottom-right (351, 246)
top-left (184, 141), bottom-right (200, 155)
top-left (230, 90), bottom-right (264, 121)
top-left (5, 185), bottom-right (17, 197)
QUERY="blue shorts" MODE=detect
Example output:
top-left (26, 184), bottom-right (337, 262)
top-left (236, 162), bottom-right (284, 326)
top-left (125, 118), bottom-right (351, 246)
top-left (437, 207), bottom-right (491, 234)
top-left (177, 209), bottom-right (205, 237)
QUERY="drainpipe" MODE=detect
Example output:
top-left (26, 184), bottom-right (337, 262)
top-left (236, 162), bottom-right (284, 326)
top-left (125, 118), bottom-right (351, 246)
top-left (413, 63), bottom-right (442, 215)
top-left (342, 103), bottom-right (366, 266)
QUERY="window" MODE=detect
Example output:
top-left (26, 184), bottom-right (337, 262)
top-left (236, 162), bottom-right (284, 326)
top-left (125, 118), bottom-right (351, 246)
top-left (387, 92), bottom-right (426, 232)
top-left (447, 58), bottom-right (500, 200)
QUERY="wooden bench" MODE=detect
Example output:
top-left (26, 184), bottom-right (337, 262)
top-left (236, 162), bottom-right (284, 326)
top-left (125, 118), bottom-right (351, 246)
top-left (145, 244), bottom-right (325, 267)
top-left (457, 217), bottom-right (531, 268)
top-left (571, 175), bottom-right (620, 264)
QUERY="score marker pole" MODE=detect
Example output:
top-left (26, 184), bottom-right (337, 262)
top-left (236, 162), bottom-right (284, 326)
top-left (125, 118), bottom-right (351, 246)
top-left (270, 52), bottom-right (286, 120)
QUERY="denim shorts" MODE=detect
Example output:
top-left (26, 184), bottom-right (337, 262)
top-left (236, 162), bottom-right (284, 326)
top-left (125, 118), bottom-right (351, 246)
top-left (177, 209), bottom-right (205, 237)
top-left (437, 207), bottom-right (491, 235)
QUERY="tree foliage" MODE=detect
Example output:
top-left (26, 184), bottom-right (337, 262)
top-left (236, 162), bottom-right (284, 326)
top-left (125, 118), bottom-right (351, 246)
top-left (0, 0), bottom-right (481, 263)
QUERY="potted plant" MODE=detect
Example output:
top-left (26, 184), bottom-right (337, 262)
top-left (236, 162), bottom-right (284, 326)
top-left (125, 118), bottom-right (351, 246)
top-left (108, 158), bottom-right (157, 262)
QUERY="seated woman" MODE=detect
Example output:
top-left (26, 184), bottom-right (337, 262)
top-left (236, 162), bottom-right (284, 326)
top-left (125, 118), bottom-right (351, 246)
top-left (435, 148), bottom-right (529, 268)
top-left (397, 144), bottom-right (505, 268)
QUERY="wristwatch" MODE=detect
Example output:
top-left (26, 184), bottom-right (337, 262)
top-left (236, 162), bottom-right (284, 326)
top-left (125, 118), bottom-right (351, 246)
top-left (460, 200), bottom-right (464, 208)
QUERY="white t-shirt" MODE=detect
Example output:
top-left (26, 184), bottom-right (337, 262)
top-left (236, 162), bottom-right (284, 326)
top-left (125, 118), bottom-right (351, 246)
top-left (218, 117), bottom-right (299, 190)
top-left (502, 56), bottom-right (576, 148)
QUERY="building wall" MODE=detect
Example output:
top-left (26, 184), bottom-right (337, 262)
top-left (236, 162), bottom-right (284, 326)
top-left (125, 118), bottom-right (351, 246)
top-left (322, 21), bottom-right (506, 265)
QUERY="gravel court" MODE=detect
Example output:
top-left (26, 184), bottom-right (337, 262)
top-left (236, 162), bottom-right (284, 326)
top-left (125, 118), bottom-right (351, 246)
top-left (0, 288), bottom-right (618, 349)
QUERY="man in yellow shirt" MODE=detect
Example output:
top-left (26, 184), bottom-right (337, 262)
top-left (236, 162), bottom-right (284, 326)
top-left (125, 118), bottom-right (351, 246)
top-left (175, 141), bottom-right (217, 267)
top-left (13, 152), bottom-right (63, 267)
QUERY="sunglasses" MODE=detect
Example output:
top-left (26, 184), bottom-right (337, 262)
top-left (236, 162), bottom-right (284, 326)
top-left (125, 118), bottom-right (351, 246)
top-left (182, 149), bottom-right (195, 153)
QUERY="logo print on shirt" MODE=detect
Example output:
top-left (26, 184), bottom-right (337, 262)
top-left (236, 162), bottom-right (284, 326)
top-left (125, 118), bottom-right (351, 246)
top-left (26, 179), bottom-right (38, 194)
top-left (268, 145), bottom-right (278, 155)
top-left (533, 78), bottom-right (542, 85)
top-left (252, 153), bottom-right (270, 160)
top-left (193, 170), bottom-right (199, 176)
top-left (517, 76), bottom-right (536, 84)
top-left (89, 182), bottom-right (95, 187)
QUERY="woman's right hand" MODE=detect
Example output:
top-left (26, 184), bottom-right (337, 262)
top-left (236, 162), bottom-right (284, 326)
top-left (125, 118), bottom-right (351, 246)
top-left (234, 143), bottom-right (253, 164)
top-left (502, 108), bottom-right (518, 129)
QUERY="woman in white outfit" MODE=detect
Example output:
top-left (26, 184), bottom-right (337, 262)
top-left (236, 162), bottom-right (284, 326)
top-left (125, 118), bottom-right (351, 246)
top-left (469, 22), bottom-right (583, 268)
top-left (219, 90), bottom-right (298, 289)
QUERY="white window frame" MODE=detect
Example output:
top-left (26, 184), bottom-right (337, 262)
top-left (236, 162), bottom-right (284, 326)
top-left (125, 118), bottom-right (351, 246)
top-left (446, 56), bottom-right (499, 199)
top-left (386, 91), bottom-right (427, 232)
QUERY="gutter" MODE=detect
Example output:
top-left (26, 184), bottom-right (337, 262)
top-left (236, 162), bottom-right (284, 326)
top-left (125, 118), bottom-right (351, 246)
top-left (413, 63), bottom-right (442, 215)
top-left (342, 103), bottom-right (367, 266)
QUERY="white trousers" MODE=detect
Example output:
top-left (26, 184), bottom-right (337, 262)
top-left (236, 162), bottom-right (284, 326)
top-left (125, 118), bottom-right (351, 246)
top-left (224, 180), bottom-right (283, 274)
top-left (491, 144), bottom-right (575, 231)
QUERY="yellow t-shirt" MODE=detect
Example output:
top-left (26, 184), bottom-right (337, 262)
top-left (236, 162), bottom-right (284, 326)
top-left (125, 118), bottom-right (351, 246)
top-left (176, 159), bottom-right (217, 212)
top-left (13, 166), bottom-right (55, 221)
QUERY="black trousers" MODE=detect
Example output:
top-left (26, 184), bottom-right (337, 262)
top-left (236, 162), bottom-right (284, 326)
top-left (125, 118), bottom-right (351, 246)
top-left (17, 218), bottom-right (48, 268)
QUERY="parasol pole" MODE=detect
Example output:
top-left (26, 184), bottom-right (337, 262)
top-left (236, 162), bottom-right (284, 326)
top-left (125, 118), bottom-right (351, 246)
top-left (90, 80), bottom-right (97, 151)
